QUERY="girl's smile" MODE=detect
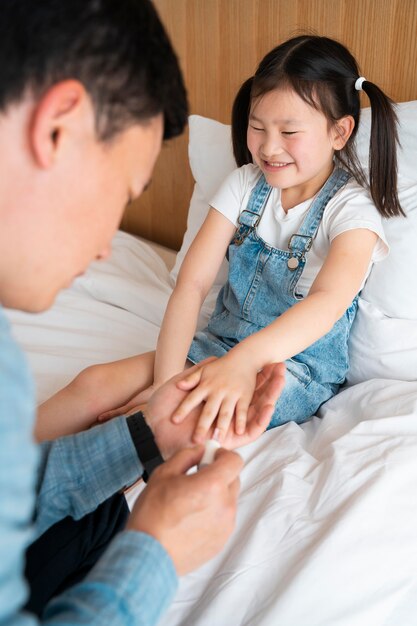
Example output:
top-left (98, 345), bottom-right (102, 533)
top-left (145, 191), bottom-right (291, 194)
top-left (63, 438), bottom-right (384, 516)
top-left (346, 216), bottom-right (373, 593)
top-left (247, 88), bottom-right (340, 209)
top-left (262, 159), bottom-right (294, 170)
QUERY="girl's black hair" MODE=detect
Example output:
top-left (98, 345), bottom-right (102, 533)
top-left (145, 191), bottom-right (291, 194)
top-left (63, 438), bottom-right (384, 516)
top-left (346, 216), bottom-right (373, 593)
top-left (232, 35), bottom-right (403, 218)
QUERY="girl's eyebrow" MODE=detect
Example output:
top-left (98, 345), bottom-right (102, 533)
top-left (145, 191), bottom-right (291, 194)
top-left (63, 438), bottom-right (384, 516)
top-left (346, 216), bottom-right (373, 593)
top-left (249, 113), bottom-right (302, 125)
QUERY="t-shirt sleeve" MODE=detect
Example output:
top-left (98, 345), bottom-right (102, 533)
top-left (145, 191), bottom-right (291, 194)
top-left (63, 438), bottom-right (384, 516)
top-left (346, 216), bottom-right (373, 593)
top-left (210, 164), bottom-right (258, 227)
top-left (324, 182), bottom-right (389, 263)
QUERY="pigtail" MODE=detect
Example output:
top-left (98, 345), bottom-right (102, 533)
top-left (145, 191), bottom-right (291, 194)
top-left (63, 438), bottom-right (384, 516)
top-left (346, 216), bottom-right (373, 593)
top-left (231, 77), bottom-right (253, 166)
top-left (233, 36), bottom-right (404, 219)
top-left (361, 81), bottom-right (404, 217)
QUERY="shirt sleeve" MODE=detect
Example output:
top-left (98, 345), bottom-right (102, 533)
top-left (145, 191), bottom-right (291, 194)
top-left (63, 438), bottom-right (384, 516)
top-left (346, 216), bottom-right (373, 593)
top-left (34, 416), bottom-right (143, 538)
top-left (0, 310), bottom-right (178, 626)
top-left (0, 311), bottom-right (39, 626)
top-left (210, 164), bottom-right (261, 226)
top-left (324, 180), bottom-right (389, 263)
top-left (9, 416), bottom-right (179, 626)
top-left (43, 531), bottom-right (178, 626)
top-left (34, 422), bottom-right (179, 626)
top-left (3, 531), bottom-right (178, 626)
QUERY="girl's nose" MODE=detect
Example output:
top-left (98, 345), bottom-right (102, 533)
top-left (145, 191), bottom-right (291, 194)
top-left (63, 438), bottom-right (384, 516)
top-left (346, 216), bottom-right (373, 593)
top-left (260, 136), bottom-right (284, 159)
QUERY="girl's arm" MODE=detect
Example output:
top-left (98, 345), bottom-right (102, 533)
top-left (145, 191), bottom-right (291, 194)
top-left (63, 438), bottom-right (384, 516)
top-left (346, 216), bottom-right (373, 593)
top-left (153, 208), bottom-right (236, 386)
top-left (95, 208), bottom-right (235, 423)
top-left (231, 228), bottom-right (378, 367)
top-left (173, 228), bottom-right (378, 441)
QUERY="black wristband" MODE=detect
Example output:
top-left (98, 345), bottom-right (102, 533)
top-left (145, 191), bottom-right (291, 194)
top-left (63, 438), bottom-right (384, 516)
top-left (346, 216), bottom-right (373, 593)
top-left (126, 410), bottom-right (164, 482)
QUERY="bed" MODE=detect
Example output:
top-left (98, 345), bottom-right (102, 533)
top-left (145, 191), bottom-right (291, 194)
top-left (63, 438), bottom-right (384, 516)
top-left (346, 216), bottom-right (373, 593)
top-left (6, 0), bottom-right (417, 620)
top-left (6, 96), bottom-right (417, 624)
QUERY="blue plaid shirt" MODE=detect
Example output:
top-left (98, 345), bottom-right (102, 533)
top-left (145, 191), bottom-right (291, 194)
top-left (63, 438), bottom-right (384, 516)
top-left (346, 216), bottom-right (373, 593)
top-left (0, 308), bottom-right (177, 625)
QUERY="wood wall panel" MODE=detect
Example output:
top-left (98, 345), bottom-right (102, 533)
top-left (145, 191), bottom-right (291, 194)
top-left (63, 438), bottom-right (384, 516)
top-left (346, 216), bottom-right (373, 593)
top-left (121, 0), bottom-right (417, 250)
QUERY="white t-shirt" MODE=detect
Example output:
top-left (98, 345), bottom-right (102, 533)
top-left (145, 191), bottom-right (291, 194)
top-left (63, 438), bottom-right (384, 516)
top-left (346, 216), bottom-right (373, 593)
top-left (210, 164), bottom-right (389, 297)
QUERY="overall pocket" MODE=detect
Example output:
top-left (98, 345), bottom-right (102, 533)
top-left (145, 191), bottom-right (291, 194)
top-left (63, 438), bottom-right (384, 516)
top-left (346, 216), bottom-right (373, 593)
top-left (286, 358), bottom-right (312, 388)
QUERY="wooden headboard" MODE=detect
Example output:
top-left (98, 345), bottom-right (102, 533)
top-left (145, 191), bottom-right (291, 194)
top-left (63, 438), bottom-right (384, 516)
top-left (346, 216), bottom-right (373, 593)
top-left (121, 0), bottom-right (417, 250)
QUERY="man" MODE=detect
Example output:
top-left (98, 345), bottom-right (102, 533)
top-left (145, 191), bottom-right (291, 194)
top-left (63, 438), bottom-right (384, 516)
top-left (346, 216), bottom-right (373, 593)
top-left (0, 1), bottom-right (285, 625)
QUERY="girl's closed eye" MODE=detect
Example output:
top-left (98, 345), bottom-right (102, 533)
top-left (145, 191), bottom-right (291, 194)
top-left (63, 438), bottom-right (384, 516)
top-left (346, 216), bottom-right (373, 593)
top-left (281, 131), bottom-right (298, 135)
top-left (249, 124), bottom-right (264, 131)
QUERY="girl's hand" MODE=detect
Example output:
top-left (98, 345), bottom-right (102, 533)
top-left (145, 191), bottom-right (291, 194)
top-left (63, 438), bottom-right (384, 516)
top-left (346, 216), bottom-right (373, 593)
top-left (146, 361), bottom-right (285, 458)
top-left (172, 355), bottom-right (259, 443)
top-left (223, 362), bottom-right (285, 447)
top-left (97, 384), bottom-right (157, 422)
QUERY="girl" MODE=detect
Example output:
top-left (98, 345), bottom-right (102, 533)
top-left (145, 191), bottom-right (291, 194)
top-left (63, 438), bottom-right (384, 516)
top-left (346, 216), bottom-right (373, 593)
top-left (37, 35), bottom-right (402, 443)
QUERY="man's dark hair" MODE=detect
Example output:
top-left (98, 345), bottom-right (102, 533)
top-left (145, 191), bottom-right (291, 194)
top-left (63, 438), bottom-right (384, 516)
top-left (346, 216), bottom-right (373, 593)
top-left (0, 0), bottom-right (188, 140)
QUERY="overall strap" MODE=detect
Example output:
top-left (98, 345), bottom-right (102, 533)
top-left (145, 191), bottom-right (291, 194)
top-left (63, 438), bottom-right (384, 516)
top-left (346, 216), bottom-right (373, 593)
top-left (232, 174), bottom-right (272, 246)
top-left (287, 168), bottom-right (351, 262)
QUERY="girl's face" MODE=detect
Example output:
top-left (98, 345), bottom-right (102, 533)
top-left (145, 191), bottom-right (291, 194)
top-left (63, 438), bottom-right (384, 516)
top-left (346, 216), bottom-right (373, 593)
top-left (247, 87), bottom-right (344, 208)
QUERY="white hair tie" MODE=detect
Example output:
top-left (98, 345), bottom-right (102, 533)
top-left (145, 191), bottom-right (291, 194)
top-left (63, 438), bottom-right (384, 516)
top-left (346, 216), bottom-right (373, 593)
top-left (355, 76), bottom-right (366, 91)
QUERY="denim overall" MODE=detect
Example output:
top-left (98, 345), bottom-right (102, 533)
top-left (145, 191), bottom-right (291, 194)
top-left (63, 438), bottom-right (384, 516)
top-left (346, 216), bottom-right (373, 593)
top-left (188, 167), bottom-right (358, 428)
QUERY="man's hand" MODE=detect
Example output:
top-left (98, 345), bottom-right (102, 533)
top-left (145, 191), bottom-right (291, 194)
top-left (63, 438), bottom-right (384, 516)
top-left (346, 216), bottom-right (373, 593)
top-left (127, 445), bottom-right (243, 575)
top-left (145, 360), bottom-right (285, 458)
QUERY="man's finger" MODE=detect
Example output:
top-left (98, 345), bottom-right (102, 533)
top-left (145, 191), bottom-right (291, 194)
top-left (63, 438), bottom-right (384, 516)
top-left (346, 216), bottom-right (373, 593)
top-left (245, 404), bottom-right (271, 438)
top-left (198, 448), bottom-right (244, 485)
top-left (255, 363), bottom-right (286, 404)
top-left (156, 445), bottom-right (205, 477)
top-left (264, 364), bottom-right (286, 403)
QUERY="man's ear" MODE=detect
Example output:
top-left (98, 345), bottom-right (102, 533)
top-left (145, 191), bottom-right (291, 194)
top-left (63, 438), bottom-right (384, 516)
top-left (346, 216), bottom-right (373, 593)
top-left (29, 80), bottom-right (91, 168)
top-left (331, 115), bottom-right (355, 151)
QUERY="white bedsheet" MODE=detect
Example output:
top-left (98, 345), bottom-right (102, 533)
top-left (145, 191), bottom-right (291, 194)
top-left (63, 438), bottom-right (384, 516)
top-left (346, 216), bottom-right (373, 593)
top-left (161, 380), bottom-right (417, 626)
top-left (6, 231), bottom-right (417, 626)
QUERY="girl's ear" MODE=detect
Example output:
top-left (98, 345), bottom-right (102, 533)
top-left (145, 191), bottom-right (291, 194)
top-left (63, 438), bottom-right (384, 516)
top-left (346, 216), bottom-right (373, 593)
top-left (331, 115), bottom-right (355, 151)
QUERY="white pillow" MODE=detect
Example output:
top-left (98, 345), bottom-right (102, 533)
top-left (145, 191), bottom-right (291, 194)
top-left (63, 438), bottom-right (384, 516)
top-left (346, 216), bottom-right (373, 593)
top-left (360, 181), bottom-right (417, 319)
top-left (171, 104), bottom-right (417, 382)
top-left (188, 116), bottom-right (236, 203)
top-left (347, 299), bottom-right (417, 384)
top-left (347, 181), bottom-right (417, 384)
top-left (355, 100), bottom-right (417, 186)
